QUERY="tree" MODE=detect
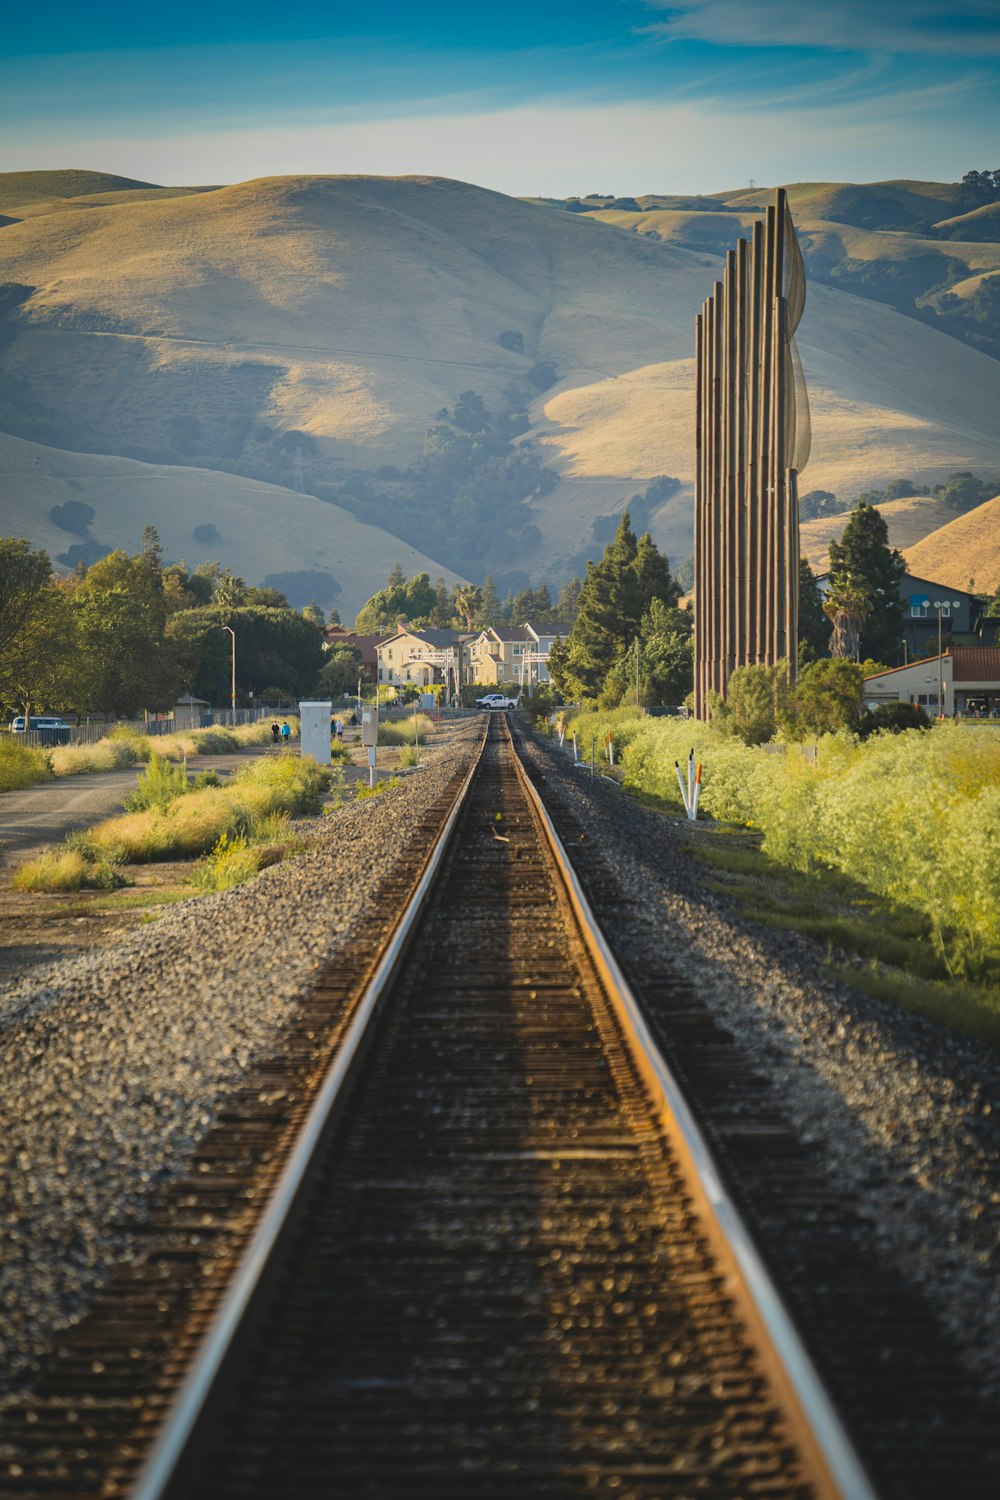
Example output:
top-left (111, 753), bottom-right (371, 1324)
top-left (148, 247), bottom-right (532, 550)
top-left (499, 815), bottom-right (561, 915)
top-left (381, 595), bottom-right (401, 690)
top-left (556, 575), bottom-right (581, 624)
top-left (72, 550), bottom-right (181, 714)
top-left (302, 601), bottom-right (325, 628)
top-left (316, 646), bottom-right (362, 697)
top-left (783, 658), bottom-right (864, 739)
top-left (798, 557), bottom-right (829, 662)
top-left (0, 539), bottom-right (51, 660)
top-left (0, 577), bottom-right (76, 721)
top-left (711, 663), bottom-right (788, 745)
top-left (823, 575), bottom-right (872, 661)
top-left (167, 606), bottom-right (325, 704)
top-left (477, 576), bottom-right (501, 628)
top-left (601, 597), bottom-right (693, 707)
top-left (935, 471), bottom-right (992, 514)
top-left (548, 513), bottom-right (685, 701)
top-left (827, 502), bottom-right (905, 662)
top-left (354, 570), bottom-right (439, 633)
top-left (454, 584), bottom-right (481, 632)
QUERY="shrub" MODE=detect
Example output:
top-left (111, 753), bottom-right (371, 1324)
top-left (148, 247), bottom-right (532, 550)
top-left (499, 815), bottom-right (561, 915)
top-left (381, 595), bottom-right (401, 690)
top-left (11, 849), bottom-right (90, 892)
top-left (0, 737), bottom-right (51, 792)
top-left (191, 833), bottom-right (268, 892)
top-left (398, 744), bottom-right (422, 769)
top-left (377, 715), bottom-right (434, 746)
top-left (123, 754), bottom-right (191, 813)
top-left (859, 702), bottom-right (930, 738)
top-left (49, 737), bottom-right (146, 776)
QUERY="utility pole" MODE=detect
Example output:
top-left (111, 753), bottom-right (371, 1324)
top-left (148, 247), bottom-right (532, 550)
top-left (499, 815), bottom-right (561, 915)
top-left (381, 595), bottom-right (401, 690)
top-left (221, 625), bottom-right (236, 723)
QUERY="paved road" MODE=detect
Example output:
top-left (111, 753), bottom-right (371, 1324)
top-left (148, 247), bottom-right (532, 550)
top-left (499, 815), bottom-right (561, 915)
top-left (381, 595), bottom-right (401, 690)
top-left (0, 750), bottom-right (272, 872)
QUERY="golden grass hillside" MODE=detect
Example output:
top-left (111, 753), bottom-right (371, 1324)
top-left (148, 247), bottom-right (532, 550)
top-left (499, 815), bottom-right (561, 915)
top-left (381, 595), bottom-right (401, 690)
top-left (903, 494), bottom-right (1000, 595)
top-left (1, 172), bottom-right (999, 582)
top-left (798, 495), bottom-right (957, 574)
top-left (0, 429), bottom-right (465, 621)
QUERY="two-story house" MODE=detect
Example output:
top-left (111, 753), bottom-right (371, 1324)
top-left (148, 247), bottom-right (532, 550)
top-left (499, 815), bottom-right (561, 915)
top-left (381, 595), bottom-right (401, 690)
top-left (468, 627), bottom-right (534, 686)
top-left (375, 626), bottom-right (468, 702)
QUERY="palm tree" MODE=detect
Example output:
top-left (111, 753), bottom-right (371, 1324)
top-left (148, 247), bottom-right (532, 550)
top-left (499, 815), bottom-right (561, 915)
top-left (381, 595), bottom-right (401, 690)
top-left (454, 584), bottom-right (481, 633)
top-left (823, 575), bottom-right (872, 661)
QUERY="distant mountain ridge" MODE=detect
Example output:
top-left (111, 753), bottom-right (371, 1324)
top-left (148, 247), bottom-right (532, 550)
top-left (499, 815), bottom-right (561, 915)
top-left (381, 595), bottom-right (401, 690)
top-left (0, 169), bottom-right (998, 595)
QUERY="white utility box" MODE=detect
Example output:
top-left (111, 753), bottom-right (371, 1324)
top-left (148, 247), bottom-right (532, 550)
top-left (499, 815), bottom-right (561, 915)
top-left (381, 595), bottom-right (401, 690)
top-left (361, 704), bottom-right (379, 747)
top-left (299, 700), bottom-right (333, 765)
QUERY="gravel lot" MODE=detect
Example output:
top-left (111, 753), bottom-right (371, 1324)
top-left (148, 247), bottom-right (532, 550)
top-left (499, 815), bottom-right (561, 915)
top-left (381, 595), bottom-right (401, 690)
top-left (0, 720), bottom-right (481, 1397)
top-left (519, 729), bottom-right (1000, 1398)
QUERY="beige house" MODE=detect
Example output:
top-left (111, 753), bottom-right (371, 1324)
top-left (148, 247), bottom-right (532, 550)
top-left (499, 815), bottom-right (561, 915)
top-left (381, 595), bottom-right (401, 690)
top-left (376, 626), bottom-right (467, 701)
top-left (468, 627), bottom-right (534, 685)
top-left (864, 647), bottom-right (1000, 717)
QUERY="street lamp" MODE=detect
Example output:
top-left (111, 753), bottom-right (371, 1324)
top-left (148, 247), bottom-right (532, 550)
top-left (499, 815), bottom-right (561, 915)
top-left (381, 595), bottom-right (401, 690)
top-left (920, 598), bottom-right (962, 717)
top-left (220, 625), bottom-right (236, 724)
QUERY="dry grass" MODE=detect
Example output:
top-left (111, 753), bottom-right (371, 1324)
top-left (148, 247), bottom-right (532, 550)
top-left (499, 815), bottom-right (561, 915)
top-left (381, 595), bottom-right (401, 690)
top-left (11, 849), bottom-right (90, 892)
top-left (798, 495), bottom-right (957, 572)
top-left (1, 173), bottom-right (999, 591)
top-left (903, 493), bottom-right (1000, 594)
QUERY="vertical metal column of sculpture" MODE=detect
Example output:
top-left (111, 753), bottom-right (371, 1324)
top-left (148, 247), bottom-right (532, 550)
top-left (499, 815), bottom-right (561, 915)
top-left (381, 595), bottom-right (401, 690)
top-left (693, 188), bottom-right (809, 718)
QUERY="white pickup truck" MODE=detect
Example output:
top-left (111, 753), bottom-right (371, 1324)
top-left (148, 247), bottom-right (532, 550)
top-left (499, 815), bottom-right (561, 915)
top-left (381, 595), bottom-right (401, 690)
top-left (475, 692), bottom-right (520, 710)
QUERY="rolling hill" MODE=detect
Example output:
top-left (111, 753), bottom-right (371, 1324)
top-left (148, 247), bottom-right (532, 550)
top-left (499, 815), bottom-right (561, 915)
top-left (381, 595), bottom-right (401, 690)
top-left (1, 170), bottom-right (999, 597)
top-left (0, 429), bottom-right (464, 623)
top-left (903, 494), bottom-right (1000, 595)
top-left (798, 495), bottom-right (958, 574)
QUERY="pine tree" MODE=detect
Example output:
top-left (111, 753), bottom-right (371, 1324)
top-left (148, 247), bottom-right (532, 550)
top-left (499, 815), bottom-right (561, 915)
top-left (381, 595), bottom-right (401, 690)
top-left (798, 557), bottom-right (829, 661)
top-left (477, 576), bottom-right (501, 628)
top-left (549, 513), bottom-right (685, 701)
top-left (827, 502), bottom-right (905, 663)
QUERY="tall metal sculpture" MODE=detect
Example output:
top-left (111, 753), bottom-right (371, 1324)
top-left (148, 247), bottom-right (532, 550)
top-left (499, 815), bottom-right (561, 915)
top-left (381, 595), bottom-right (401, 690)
top-left (693, 188), bottom-right (810, 717)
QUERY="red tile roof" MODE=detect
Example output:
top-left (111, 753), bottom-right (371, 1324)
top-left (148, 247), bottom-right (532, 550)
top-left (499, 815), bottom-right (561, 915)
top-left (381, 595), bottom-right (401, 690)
top-left (952, 647), bottom-right (1000, 683)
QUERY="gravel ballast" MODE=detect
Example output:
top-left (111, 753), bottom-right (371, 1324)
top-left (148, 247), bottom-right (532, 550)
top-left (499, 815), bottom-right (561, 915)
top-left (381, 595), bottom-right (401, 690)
top-left (2, 712), bottom-right (998, 1430)
top-left (0, 723), bottom-right (482, 1396)
top-left (518, 729), bottom-right (1000, 1398)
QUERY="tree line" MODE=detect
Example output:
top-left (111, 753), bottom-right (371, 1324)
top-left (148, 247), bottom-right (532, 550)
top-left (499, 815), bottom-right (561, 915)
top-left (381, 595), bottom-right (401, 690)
top-left (0, 529), bottom-right (327, 723)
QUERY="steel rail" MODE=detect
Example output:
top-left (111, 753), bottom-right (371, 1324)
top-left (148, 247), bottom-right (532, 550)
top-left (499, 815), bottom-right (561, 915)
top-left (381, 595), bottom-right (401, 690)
top-left (508, 721), bottom-right (879, 1500)
top-left (130, 722), bottom-right (490, 1500)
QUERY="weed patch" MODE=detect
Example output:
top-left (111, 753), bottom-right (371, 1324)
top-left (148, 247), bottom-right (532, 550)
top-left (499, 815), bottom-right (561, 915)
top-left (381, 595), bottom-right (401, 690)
top-left (0, 738), bottom-right (51, 792)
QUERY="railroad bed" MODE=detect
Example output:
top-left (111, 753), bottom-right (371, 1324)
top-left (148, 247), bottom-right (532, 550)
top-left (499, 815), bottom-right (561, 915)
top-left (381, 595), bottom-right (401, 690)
top-left (0, 717), bottom-right (996, 1497)
top-left (136, 717), bottom-right (841, 1499)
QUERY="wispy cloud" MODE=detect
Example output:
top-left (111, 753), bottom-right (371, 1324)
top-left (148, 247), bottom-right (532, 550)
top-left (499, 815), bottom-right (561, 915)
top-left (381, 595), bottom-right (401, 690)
top-left (642, 1), bottom-right (1000, 56)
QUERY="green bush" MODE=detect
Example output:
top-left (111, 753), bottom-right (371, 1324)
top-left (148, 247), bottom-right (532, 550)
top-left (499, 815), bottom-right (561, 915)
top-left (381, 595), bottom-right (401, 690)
top-left (11, 848), bottom-right (90, 892)
top-left (0, 737), bottom-right (51, 792)
top-left (191, 833), bottom-right (269, 892)
top-left (123, 754), bottom-right (191, 813)
top-left (859, 702), bottom-right (931, 738)
top-left (561, 708), bottom-right (1000, 979)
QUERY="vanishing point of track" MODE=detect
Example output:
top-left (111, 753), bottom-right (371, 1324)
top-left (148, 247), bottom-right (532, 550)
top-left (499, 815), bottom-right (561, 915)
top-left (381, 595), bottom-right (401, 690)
top-left (4, 717), bottom-right (875, 1497)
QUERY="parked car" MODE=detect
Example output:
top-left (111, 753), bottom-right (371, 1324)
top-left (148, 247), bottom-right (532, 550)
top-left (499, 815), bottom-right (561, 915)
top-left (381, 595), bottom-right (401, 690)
top-left (8, 715), bottom-right (72, 745)
top-left (475, 692), bottom-right (520, 710)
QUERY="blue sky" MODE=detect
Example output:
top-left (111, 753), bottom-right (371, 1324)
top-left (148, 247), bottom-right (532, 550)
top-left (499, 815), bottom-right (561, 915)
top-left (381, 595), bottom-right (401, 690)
top-left (2, 1), bottom-right (998, 193)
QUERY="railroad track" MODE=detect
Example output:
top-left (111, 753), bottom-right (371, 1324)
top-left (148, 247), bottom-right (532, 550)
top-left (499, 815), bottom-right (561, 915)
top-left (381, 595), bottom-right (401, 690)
top-left (0, 717), bottom-right (903, 1497)
top-left (121, 716), bottom-right (869, 1499)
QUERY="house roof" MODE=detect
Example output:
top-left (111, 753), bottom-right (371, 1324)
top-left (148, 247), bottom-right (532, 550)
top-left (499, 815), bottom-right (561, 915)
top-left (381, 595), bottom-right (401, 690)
top-left (485, 626), bottom-right (534, 643)
top-left (379, 626), bottom-right (462, 649)
top-left (528, 621), bottom-right (573, 638)
top-left (952, 647), bottom-right (1000, 683)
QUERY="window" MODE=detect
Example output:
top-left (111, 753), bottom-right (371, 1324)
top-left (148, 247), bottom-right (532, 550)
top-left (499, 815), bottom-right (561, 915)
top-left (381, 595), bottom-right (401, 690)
top-left (910, 604), bottom-right (928, 618)
top-left (940, 604), bottom-right (952, 619)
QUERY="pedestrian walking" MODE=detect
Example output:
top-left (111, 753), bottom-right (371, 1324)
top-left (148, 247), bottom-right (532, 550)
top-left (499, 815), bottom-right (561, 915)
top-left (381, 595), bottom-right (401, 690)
top-left (335, 718), bottom-right (344, 741)
top-left (280, 721), bottom-right (291, 744)
top-left (271, 721), bottom-right (281, 744)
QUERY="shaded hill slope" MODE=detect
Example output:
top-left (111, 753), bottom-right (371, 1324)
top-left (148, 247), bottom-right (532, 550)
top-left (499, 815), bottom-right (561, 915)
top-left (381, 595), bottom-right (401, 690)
top-left (1, 172), bottom-right (999, 584)
top-left (0, 430), bottom-right (464, 622)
